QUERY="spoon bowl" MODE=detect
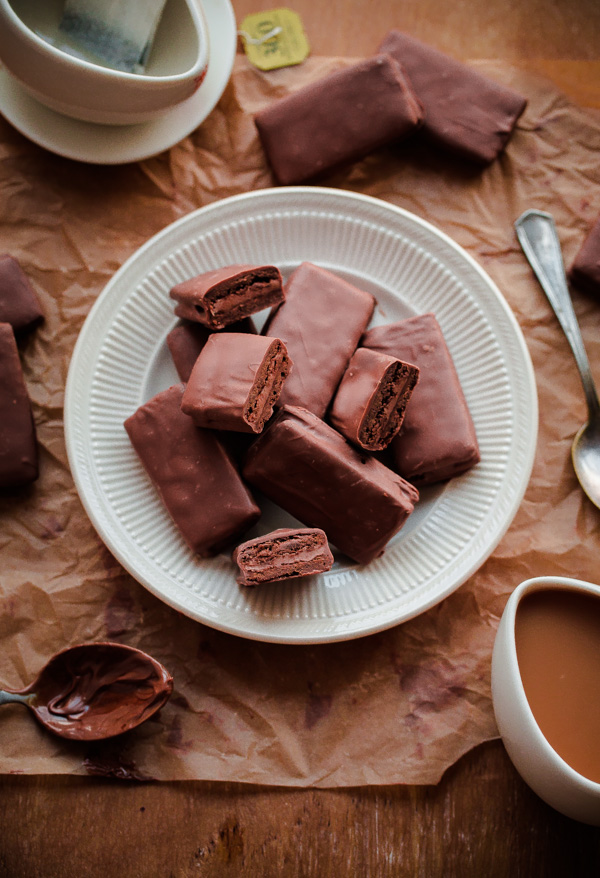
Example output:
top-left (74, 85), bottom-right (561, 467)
top-left (572, 419), bottom-right (600, 505)
top-left (515, 209), bottom-right (600, 509)
top-left (0, 642), bottom-right (173, 740)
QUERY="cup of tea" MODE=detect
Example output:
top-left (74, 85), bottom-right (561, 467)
top-left (0, 0), bottom-right (209, 125)
top-left (492, 575), bottom-right (600, 825)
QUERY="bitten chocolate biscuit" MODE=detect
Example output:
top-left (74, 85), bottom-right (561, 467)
top-left (0, 322), bottom-right (38, 487)
top-left (124, 384), bottom-right (261, 556)
top-left (254, 54), bottom-right (423, 185)
top-left (362, 313), bottom-right (480, 484)
top-left (170, 264), bottom-right (283, 330)
top-left (181, 333), bottom-right (292, 433)
top-left (378, 31), bottom-right (527, 164)
top-left (243, 406), bottom-right (419, 565)
top-left (264, 262), bottom-right (376, 418)
top-left (166, 318), bottom-right (257, 382)
top-left (0, 255), bottom-right (44, 334)
top-left (233, 527), bottom-right (334, 585)
top-left (330, 347), bottom-right (419, 451)
top-left (569, 216), bottom-right (600, 297)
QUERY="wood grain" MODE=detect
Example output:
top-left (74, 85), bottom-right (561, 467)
top-left (1, 742), bottom-right (599, 877)
top-left (2, 1), bottom-right (600, 875)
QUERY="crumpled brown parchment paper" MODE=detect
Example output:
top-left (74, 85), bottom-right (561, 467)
top-left (1, 55), bottom-right (600, 785)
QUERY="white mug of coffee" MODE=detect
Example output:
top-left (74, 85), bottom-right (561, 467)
top-left (492, 575), bottom-right (600, 825)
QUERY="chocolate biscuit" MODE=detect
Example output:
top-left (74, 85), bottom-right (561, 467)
top-left (330, 347), bottom-right (419, 451)
top-left (233, 528), bottom-right (334, 585)
top-left (569, 216), bottom-right (600, 297)
top-left (181, 333), bottom-right (292, 433)
top-left (0, 322), bottom-right (38, 487)
top-left (378, 31), bottom-right (527, 164)
top-left (170, 264), bottom-right (283, 330)
top-left (264, 262), bottom-right (376, 418)
top-left (254, 54), bottom-right (423, 185)
top-left (124, 384), bottom-right (261, 556)
top-left (243, 406), bottom-right (419, 565)
top-left (0, 255), bottom-right (44, 334)
top-left (362, 313), bottom-right (480, 484)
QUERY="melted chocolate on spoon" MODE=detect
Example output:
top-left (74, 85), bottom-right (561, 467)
top-left (0, 642), bottom-right (173, 740)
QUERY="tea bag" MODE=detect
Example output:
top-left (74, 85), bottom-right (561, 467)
top-left (59, 0), bottom-right (169, 72)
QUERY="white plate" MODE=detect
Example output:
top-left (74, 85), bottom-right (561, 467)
top-left (0, 0), bottom-right (235, 164)
top-left (65, 187), bottom-right (538, 644)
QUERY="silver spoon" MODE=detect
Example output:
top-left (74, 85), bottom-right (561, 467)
top-left (515, 209), bottom-right (600, 508)
top-left (0, 642), bottom-right (173, 740)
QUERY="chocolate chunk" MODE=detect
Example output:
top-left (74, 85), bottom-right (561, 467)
top-left (378, 31), bottom-right (527, 164)
top-left (166, 318), bottom-right (257, 382)
top-left (362, 313), bottom-right (480, 484)
top-left (330, 347), bottom-right (419, 451)
top-left (233, 527), bottom-right (334, 585)
top-left (264, 263), bottom-right (376, 418)
top-left (169, 264), bottom-right (283, 330)
top-left (0, 322), bottom-right (38, 487)
top-left (124, 384), bottom-right (260, 556)
top-left (181, 333), bottom-right (292, 433)
top-left (569, 216), bottom-right (600, 297)
top-left (0, 255), bottom-right (44, 334)
top-left (243, 406), bottom-right (419, 565)
top-left (254, 54), bottom-right (423, 185)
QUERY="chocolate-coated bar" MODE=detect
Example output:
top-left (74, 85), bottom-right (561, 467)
top-left (0, 322), bottom-right (38, 487)
top-left (254, 54), bottom-right (423, 185)
top-left (569, 216), bottom-right (600, 297)
top-left (362, 313), bottom-right (480, 484)
top-left (0, 255), bottom-right (44, 334)
top-left (124, 384), bottom-right (260, 556)
top-left (233, 527), bottom-right (334, 585)
top-left (378, 31), bottom-right (527, 164)
top-left (243, 406), bottom-right (419, 565)
top-left (170, 264), bottom-right (284, 330)
top-left (181, 333), bottom-right (292, 433)
top-left (330, 347), bottom-right (419, 451)
top-left (263, 263), bottom-right (376, 418)
top-left (166, 318), bottom-right (257, 382)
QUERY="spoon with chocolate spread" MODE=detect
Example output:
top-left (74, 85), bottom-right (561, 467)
top-left (0, 642), bottom-right (173, 740)
top-left (516, 209), bottom-right (600, 509)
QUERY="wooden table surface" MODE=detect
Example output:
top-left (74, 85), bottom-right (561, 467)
top-left (2, 2), bottom-right (600, 876)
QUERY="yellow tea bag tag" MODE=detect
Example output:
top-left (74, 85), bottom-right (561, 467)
top-left (239, 8), bottom-right (310, 71)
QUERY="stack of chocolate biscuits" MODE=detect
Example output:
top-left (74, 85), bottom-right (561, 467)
top-left (125, 260), bottom-right (480, 585)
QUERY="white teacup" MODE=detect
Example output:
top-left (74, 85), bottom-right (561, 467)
top-left (0, 0), bottom-right (209, 125)
top-left (492, 575), bottom-right (600, 825)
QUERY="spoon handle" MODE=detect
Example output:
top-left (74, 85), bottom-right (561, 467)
top-left (515, 209), bottom-right (600, 421)
top-left (0, 689), bottom-right (32, 707)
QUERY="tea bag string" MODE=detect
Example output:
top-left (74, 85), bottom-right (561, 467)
top-left (237, 26), bottom-right (282, 46)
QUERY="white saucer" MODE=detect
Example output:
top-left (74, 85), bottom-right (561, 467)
top-left (0, 0), bottom-right (236, 164)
